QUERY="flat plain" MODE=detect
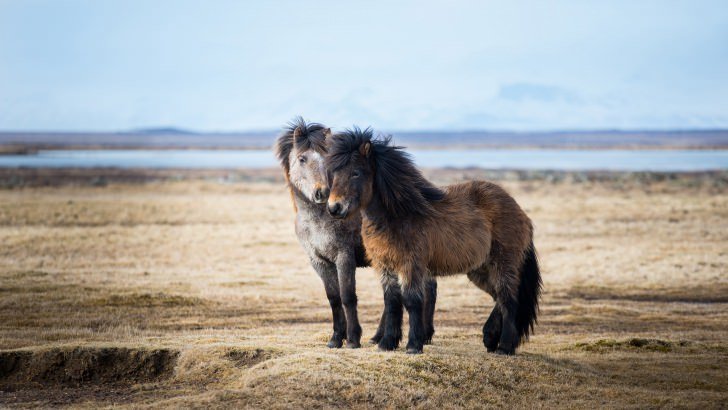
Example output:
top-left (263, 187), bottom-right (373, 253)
top-left (0, 169), bottom-right (726, 408)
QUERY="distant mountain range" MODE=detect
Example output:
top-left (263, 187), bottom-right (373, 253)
top-left (1, 128), bottom-right (727, 149)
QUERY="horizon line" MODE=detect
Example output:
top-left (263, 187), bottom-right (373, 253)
top-left (1, 127), bottom-right (728, 135)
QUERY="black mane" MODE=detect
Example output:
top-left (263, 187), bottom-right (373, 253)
top-left (275, 116), bottom-right (328, 173)
top-left (328, 127), bottom-right (445, 218)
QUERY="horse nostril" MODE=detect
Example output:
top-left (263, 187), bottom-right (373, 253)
top-left (314, 188), bottom-right (323, 201)
top-left (327, 202), bottom-right (342, 216)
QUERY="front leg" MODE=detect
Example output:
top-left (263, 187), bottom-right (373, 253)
top-left (400, 271), bottom-right (427, 354)
top-left (369, 309), bottom-right (386, 345)
top-left (377, 272), bottom-right (403, 351)
top-left (336, 251), bottom-right (362, 348)
top-left (311, 257), bottom-right (347, 348)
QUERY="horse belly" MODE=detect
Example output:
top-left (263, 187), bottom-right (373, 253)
top-left (429, 224), bottom-right (491, 276)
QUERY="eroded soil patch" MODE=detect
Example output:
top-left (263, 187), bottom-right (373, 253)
top-left (0, 347), bottom-right (179, 389)
top-left (572, 338), bottom-right (691, 353)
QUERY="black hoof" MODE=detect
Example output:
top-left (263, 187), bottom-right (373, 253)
top-left (369, 333), bottom-right (383, 344)
top-left (346, 340), bottom-right (361, 349)
top-left (483, 335), bottom-right (499, 352)
top-left (424, 330), bottom-right (434, 345)
top-left (377, 334), bottom-right (400, 351)
top-left (495, 347), bottom-right (515, 356)
top-left (327, 338), bottom-right (343, 348)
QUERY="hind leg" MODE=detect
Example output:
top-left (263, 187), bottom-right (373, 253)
top-left (467, 266), bottom-right (506, 353)
top-left (493, 266), bottom-right (521, 355)
top-left (423, 278), bottom-right (437, 344)
top-left (483, 307), bottom-right (502, 352)
top-left (495, 297), bottom-right (519, 355)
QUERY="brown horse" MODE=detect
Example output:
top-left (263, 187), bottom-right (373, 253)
top-left (325, 127), bottom-right (542, 355)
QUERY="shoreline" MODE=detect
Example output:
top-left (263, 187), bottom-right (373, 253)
top-left (2, 144), bottom-right (728, 154)
top-left (1, 167), bottom-right (726, 189)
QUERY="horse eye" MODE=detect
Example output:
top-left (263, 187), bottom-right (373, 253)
top-left (298, 156), bottom-right (306, 164)
top-left (352, 170), bottom-right (361, 178)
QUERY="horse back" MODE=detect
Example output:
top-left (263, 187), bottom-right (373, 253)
top-left (426, 181), bottom-right (532, 275)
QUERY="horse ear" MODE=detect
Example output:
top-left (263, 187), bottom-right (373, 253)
top-left (292, 126), bottom-right (305, 149)
top-left (359, 141), bottom-right (371, 157)
top-left (322, 128), bottom-right (332, 138)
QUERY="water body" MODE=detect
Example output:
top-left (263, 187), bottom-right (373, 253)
top-left (0, 149), bottom-right (727, 171)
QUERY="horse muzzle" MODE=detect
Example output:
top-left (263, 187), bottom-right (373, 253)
top-left (314, 187), bottom-right (329, 204)
top-left (327, 201), bottom-right (347, 219)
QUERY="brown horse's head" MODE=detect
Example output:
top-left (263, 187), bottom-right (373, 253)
top-left (326, 127), bottom-right (443, 219)
top-left (275, 117), bottom-right (331, 204)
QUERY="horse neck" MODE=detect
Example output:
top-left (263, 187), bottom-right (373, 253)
top-left (362, 193), bottom-right (403, 233)
top-left (289, 186), bottom-right (326, 217)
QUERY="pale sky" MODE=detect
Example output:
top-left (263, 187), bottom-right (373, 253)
top-left (1, 0), bottom-right (727, 131)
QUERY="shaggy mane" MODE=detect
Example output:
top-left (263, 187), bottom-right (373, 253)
top-left (274, 116), bottom-right (328, 173)
top-left (327, 127), bottom-right (444, 218)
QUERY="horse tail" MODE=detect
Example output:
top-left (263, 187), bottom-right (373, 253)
top-left (515, 241), bottom-right (542, 343)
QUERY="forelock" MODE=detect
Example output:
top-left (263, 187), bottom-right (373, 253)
top-left (326, 126), bottom-right (375, 171)
top-left (275, 116), bottom-right (328, 171)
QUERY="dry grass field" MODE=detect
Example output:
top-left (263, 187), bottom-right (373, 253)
top-left (0, 170), bottom-right (726, 408)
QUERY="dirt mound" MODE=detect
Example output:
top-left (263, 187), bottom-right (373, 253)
top-left (0, 347), bottom-right (179, 389)
top-left (224, 348), bottom-right (272, 368)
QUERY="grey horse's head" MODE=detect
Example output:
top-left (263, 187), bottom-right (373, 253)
top-left (275, 117), bottom-right (331, 204)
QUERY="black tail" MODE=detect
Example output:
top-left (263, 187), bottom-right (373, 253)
top-left (515, 242), bottom-right (542, 343)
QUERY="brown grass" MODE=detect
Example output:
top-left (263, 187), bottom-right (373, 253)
top-left (0, 172), bottom-right (726, 408)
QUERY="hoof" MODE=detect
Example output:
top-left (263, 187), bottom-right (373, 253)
top-left (483, 337), bottom-right (499, 352)
top-left (406, 347), bottom-right (423, 354)
top-left (346, 340), bottom-right (361, 349)
top-left (377, 334), bottom-right (400, 351)
top-left (495, 347), bottom-right (515, 356)
top-left (327, 339), bottom-right (343, 349)
top-left (368, 338), bottom-right (380, 345)
top-left (424, 330), bottom-right (435, 345)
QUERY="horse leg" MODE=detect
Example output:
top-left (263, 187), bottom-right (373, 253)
top-left (335, 251), bottom-right (362, 348)
top-left (466, 267), bottom-right (501, 351)
top-left (378, 272), bottom-right (403, 351)
top-left (483, 306), bottom-right (502, 352)
top-left (423, 278), bottom-right (437, 344)
top-left (401, 274), bottom-right (427, 354)
top-left (495, 269), bottom-right (521, 355)
top-left (369, 295), bottom-right (387, 344)
top-left (312, 258), bottom-right (346, 348)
